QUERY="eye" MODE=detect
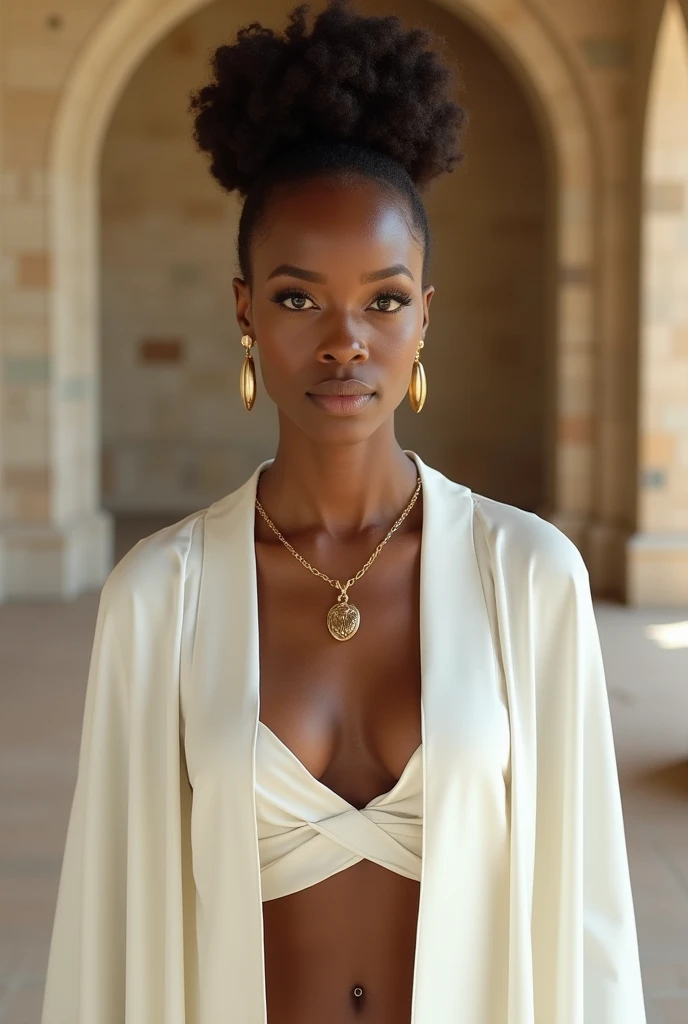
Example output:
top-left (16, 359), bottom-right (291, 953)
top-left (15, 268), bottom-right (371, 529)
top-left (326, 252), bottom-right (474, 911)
top-left (369, 290), bottom-right (413, 313)
top-left (270, 288), bottom-right (316, 311)
top-left (269, 287), bottom-right (413, 313)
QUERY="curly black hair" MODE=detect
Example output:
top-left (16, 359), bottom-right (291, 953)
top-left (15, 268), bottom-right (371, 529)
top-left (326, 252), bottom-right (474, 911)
top-left (189, 0), bottom-right (467, 288)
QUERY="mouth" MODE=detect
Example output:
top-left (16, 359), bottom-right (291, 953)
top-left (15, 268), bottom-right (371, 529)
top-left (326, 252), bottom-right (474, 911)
top-left (306, 377), bottom-right (376, 416)
top-left (306, 392), bottom-right (375, 416)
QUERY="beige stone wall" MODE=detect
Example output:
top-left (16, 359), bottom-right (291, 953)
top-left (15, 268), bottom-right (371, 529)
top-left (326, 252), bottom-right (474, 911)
top-left (641, 0), bottom-right (688, 533)
top-left (99, 4), bottom-right (257, 512)
top-left (99, 0), bottom-right (548, 512)
top-left (628, 0), bottom-right (688, 604)
top-left (1, 0), bottom-right (687, 600)
top-left (1, 2), bottom-right (113, 526)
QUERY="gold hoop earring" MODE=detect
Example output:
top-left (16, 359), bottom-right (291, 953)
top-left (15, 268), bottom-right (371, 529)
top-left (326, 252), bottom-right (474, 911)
top-left (408, 338), bottom-right (427, 413)
top-left (240, 335), bottom-right (257, 411)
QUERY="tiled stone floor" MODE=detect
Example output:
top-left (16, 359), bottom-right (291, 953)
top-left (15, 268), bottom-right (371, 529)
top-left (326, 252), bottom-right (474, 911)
top-left (0, 515), bottom-right (687, 1022)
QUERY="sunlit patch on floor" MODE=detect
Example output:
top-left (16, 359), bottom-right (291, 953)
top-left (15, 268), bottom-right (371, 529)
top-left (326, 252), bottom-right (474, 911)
top-left (645, 620), bottom-right (688, 651)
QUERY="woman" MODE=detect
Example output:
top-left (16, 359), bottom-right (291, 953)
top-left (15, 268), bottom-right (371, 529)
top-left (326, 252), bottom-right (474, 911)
top-left (41, 1), bottom-right (647, 1022)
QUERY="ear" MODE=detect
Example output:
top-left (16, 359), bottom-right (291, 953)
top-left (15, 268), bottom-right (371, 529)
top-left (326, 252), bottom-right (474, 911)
top-left (233, 277), bottom-right (253, 335)
top-left (421, 284), bottom-right (435, 334)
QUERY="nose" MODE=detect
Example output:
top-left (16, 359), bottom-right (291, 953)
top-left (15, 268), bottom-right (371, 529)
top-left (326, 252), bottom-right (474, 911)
top-left (316, 332), bottom-right (369, 365)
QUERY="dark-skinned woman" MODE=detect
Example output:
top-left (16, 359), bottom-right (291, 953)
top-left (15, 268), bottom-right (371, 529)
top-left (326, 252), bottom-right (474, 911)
top-left (41, 2), bottom-right (646, 1022)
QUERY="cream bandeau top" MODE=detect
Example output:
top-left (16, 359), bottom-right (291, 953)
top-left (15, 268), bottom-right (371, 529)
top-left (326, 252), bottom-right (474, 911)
top-left (256, 721), bottom-right (423, 902)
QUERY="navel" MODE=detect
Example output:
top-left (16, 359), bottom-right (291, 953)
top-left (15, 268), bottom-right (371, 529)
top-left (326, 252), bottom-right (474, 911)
top-left (350, 983), bottom-right (366, 1012)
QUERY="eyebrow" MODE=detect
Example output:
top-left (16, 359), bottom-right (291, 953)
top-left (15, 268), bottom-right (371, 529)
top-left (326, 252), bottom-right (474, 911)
top-left (266, 263), bottom-right (415, 284)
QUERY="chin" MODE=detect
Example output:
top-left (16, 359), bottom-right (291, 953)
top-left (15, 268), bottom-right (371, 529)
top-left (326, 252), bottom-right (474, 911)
top-left (305, 421), bottom-right (378, 446)
top-left (297, 408), bottom-right (383, 446)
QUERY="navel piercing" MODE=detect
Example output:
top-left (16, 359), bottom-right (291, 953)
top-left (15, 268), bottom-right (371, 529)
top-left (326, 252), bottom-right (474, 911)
top-left (350, 984), bottom-right (366, 1014)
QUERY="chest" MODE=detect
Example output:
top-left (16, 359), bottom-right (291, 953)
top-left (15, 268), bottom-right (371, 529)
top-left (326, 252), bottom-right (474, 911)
top-left (255, 529), bottom-right (422, 807)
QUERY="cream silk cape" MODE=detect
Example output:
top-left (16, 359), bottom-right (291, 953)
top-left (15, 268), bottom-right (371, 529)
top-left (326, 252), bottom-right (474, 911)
top-left (41, 450), bottom-right (646, 1024)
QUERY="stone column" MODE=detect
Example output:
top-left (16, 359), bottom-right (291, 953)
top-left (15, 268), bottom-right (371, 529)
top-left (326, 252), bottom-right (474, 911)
top-left (0, 3), bottom-right (115, 600)
top-left (628, 0), bottom-right (688, 605)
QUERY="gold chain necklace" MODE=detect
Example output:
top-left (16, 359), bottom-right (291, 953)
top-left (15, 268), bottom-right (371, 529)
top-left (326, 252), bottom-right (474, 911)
top-left (255, 475), bottom-right (422, 641)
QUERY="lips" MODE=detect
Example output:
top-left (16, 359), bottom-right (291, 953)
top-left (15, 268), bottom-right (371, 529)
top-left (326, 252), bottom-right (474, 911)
top-left (307, 393), bottom-right (374, 416)
top-left (307, 378), bottom-right (375, 397)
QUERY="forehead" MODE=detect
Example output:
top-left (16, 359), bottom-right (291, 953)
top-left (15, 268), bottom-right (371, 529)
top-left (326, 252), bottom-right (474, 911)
top-left (251, 176), bottom-right (423, 277)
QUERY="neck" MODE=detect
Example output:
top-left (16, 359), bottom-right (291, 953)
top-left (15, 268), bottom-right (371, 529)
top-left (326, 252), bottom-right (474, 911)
top-left (255, 421), bottom-right (420, 541)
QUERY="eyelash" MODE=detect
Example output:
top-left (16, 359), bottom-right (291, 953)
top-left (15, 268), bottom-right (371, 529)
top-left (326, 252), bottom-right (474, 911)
top-left (270, 287), bottom-right (413, 314)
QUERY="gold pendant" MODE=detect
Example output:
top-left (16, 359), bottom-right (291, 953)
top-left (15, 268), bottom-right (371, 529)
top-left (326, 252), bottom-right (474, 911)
top-left (327, 596), bottom-right (361, 641)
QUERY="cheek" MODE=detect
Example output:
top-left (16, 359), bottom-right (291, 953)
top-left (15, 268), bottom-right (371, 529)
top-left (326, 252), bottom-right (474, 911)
top-left (252, 306), bottom-right (306, 376)
top-left (255, 340), bottom-right (305, 396)
top-left (376, 333), bottom-right (418, 377)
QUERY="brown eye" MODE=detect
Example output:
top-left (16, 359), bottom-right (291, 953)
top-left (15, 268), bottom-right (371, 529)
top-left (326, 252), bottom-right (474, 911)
top-left (369, 290), bottom-right (413, 313)
top-left (371, 295), bottom-right (402, 312)
top-left (270, 289), bottom-right (316, 312)
top-left (283, 294), bottom-right (314, 310)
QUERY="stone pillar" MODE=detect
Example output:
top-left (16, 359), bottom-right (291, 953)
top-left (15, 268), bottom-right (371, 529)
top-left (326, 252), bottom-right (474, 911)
top-left (0, 3), bottom-right (115, 599)
top-left (628, 0), bottom-right (688, 605)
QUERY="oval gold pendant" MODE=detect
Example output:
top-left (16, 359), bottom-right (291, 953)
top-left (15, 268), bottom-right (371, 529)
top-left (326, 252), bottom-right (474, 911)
top-left (327, 601), bottom-right (361, 641)
top-left (240, 354), bottom-right (256, 411)
top-left (408, 358), bottom-right (427, 413)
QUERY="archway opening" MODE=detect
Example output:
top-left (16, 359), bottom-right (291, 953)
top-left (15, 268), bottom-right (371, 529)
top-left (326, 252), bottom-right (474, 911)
top-left (98, 0), bottom-right (551, 557)
top-left (45, 0), bottom-right (595, 593)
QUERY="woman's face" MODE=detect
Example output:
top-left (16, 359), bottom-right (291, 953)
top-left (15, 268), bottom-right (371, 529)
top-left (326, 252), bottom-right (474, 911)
top-left (233, 175), bottom-right (434, 444)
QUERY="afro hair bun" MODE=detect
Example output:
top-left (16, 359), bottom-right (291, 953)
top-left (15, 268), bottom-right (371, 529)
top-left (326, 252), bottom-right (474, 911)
top-left (189, 0), bottom-right (467, 197)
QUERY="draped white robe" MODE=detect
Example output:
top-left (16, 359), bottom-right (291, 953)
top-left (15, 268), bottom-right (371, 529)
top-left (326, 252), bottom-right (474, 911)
top-left (40, 450), bottom-right (647, 1023)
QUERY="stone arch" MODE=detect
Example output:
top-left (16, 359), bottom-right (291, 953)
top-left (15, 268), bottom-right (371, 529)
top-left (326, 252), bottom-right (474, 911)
top-left (48, 0), bottom-right (597, 591)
